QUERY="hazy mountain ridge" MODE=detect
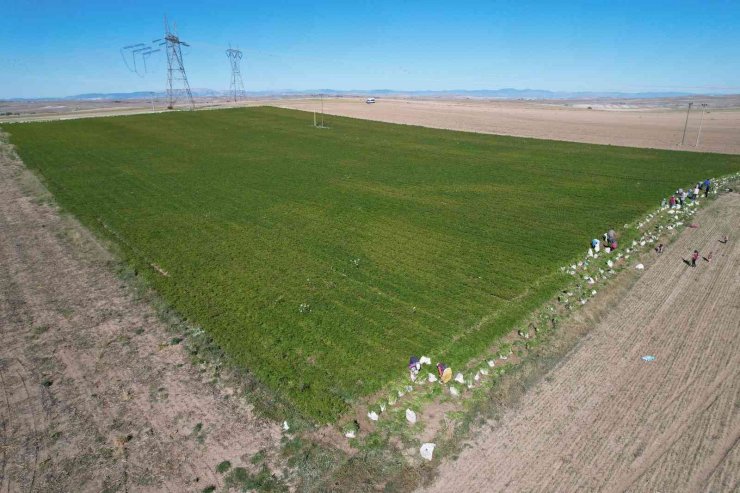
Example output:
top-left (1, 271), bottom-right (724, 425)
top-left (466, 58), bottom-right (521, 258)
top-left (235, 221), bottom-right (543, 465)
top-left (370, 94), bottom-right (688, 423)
top-left (5, 87), bottom-right (726, 102)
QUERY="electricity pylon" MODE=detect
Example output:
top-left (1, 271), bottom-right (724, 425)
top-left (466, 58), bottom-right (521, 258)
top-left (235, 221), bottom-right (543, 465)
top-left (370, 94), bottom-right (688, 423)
top-left (156, 16), bottom-right (194, 110)
top-left (225, 45), bottom-right (246, 102)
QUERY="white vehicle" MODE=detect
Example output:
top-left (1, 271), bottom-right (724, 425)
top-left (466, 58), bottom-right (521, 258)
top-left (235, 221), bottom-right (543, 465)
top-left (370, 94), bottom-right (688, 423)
top-left (365, 97), bottom-right (376, 104)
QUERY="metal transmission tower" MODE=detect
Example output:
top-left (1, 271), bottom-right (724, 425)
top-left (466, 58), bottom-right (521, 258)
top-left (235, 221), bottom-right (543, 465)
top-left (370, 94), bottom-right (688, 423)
top-left (225, 46), bottom-right (246, 102)
top-left (156, 17), bottom-right (194, 110)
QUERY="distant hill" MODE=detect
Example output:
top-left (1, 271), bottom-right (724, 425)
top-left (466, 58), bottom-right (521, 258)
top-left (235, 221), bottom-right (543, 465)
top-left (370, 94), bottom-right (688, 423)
top-left (5, 88), bottom-right (724, 102)
top-left (63, 91), bottom-right (165, 100)
top-left (62, 88), bottom-right (700, 101)
top-left (392, 88), bottom-right (694, 99)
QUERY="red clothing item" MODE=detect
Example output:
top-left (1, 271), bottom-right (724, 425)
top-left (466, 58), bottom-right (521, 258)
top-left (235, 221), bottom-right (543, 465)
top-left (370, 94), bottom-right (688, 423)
top-left (691, 252), bottom-right (700, 261)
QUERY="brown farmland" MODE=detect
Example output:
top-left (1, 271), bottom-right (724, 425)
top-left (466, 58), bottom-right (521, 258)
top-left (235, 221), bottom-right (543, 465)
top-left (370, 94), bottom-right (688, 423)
top-left (421, 192), bottom-right (740, 492)
top-left (0, 140), bottom-right (280, 492)
top-left (274, 97), bottom-right (740, 155)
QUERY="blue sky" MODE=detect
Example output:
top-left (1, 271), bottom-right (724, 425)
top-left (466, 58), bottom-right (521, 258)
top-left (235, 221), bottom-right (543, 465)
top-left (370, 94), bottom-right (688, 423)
top-left (1, 0), bottom-right (739, 98)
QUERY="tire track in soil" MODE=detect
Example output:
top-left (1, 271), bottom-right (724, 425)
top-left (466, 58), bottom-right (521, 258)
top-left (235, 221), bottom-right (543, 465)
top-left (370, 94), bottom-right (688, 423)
top-left (0, 137), bottom-right (281, 491)
top-left (0, 366), bottom-right (13, 493)
top-left (13, 361), bottom-right (40, 493)
top-left (421, 192), bottom-right (740, 493)
top-left (0, 359), bottom-right (42, 493)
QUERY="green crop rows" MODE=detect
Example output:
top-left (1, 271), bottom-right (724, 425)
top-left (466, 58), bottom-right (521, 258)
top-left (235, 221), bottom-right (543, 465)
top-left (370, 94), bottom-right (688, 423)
top-left (6, 107), bottom-right (740, 421)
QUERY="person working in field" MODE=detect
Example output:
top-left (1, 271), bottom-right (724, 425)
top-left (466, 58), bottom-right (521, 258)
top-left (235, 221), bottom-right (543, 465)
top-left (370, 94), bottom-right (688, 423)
top-left (436, 363), bottom-right (452, 384)
top-left (691, 250), bottom-right (700, 268)
top-left (409, 356), bottom-right (421, 381)
top-left (703, 179), bottom-right (711, 197)
top-left (606, 229), bottom-right (617, 248)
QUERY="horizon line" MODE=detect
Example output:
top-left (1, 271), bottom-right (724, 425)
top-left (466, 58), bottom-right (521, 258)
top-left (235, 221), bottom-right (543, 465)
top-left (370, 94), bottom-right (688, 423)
top-left (4, 87), bottom-right (740, 102)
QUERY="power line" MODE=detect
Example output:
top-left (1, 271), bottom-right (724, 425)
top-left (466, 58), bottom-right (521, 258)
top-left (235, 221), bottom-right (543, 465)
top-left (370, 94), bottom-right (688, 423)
top-left (141, 48), bottom-right (161, 73)
top-left (120, 41), bottom-right (164, 77)
top-left (695, 103), bottom-right (708, 147)
top-left (681, 102), bottom-right (693, 146)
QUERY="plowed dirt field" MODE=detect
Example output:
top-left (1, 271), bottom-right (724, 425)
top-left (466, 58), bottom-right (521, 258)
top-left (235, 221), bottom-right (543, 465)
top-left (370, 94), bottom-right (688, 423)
top-left (421, 193), bottom-right (740, 492)
top-left (0, 141), bottom-right (280, 492)
top-left (275, 98), bottom-right (740, 155)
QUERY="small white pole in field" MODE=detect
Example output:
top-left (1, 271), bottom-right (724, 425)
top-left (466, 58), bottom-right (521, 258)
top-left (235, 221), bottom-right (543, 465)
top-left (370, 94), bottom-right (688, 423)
top-left (695, 103), bottom-right (707, 147)
top-left (313, 111), bottom-right (316, 127)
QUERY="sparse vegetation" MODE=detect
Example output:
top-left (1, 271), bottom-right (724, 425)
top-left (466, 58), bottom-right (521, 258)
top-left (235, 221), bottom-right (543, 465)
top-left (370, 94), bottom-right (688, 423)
top-left (190, 422), bottom-right (206, 444)
top-left (224, 465), bottom-right (288, 492)
top-left (250, 449), bottom-right (267, 465)
top-left (216, 460), bottom-right (232, 474)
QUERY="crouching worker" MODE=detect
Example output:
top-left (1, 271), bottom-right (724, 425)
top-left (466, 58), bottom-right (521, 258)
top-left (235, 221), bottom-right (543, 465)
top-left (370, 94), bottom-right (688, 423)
top-left (409, 356), bottom-right (421, 381)
top-left (436, 363), bottom-right (452, 384)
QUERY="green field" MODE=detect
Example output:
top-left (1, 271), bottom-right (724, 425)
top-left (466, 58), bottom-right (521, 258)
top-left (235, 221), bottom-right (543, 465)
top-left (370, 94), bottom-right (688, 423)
top-left (6, 107), bottom-right (740, 421)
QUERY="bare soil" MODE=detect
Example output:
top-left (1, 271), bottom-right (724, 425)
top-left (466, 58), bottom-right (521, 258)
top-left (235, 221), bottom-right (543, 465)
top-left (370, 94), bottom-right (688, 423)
top-left (274, 98), bottom-right (740, 154)
top-left (420, 192), bottom-right (740, 492)
top-left (0, 140), bottom-right (280, 492)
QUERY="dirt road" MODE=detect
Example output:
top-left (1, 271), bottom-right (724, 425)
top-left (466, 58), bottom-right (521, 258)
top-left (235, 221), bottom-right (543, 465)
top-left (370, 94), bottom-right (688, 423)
top-left (421, 193), bottom-right (740, 492)
top-left (274, 98), bottom-right (740, 154)
top-left (0, 140), bottom-right (280, 491)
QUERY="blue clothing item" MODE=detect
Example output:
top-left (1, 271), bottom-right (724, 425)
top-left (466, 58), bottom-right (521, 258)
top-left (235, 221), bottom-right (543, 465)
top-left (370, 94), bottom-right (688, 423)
top-left (704, 179), bottom-right (711, 189)
top-left (591, 239), bottom-right (599, 248)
